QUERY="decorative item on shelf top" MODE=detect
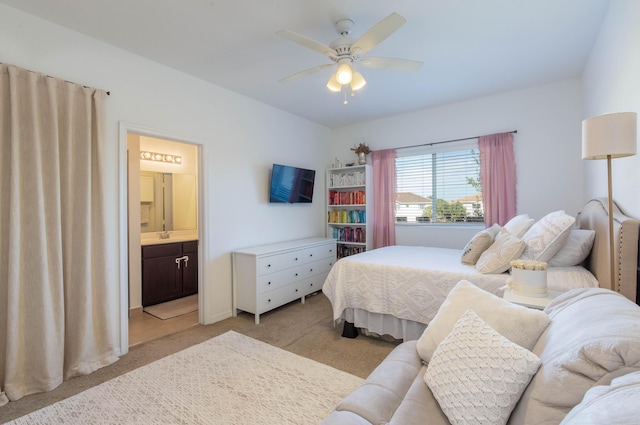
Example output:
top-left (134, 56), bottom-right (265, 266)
top-left (508, 260), bottom-right (548, 298)
top-left (351, 143), bottom-right (371, 165)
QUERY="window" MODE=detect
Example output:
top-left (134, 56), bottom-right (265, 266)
top-left (395, 140), bottom-right (483, 224)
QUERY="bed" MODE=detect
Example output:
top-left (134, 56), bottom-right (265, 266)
top-left (322, 198), bottom-right (640, 341)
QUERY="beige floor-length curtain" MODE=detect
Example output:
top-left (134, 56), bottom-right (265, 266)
top-left (0, 64), bottom-right (119, 405)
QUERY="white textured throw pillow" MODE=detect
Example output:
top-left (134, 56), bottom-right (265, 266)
top-left (503, 214), bottom-right (535, 238)
top-left (476, 229), bottom-right (525, 273)
top-left (416, 279), bottom-right (550, 363)
top-left (425, 310), bottom-right (542, 425)
top-left (461, 224), bottom-right (502, 265)
top-left (548, 229), bottom-right (595, 267)
top-left (521, 210), bottom-right (575, 262)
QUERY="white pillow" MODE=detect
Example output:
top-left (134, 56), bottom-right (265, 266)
top-left (416, 279), bottom-right (550, 363)
top-left (461, 224), bottom-right (501, 265)
top-left (503, 214), bottom-right (535, 238)
top-left (548, 229), bottom-right (595, 267)
top-left (425, 310), bottom-right (542, 425)
top-left (476, 228), bottom-right (525, 274)
top-left (521, 210), bottom-right (575, 262)
top-left (559, 371), bottom-right (640, 425)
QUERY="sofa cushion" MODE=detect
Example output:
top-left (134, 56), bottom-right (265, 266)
top-left (416, 280), bottom-right (550, 363)
top-left (559, 371), bottom-right (640, 425)
top-left (508, 288), bottom-right (640, 425)
top-left (321, 340), bottom-right (449, 425)
top-left (425, 310), bottom-right (541, 425)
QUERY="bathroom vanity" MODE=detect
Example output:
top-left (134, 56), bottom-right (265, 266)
top-left (141, 238), bottom-right (198, 306)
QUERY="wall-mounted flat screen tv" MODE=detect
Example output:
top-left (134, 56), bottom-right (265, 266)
top-left (269, 164), bottom-right (316, 203)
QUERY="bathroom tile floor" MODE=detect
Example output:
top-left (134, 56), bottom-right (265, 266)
top-left (129, 309), bottom-right (199, 347)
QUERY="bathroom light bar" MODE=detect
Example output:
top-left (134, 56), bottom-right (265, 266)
top-left (140, 151), bottom-right (182, 164)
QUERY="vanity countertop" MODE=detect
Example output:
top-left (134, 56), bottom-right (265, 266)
top-left (141, 235), bottom-right (198, 246)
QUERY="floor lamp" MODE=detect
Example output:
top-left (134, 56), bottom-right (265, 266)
top-left (582, 112), bottom-right (637, 291)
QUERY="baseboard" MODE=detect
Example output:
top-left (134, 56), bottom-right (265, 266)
top-left (129, 306), bottom-right (143, 318)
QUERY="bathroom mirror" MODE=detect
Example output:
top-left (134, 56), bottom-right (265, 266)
top-left (140, 171), bottom-right (197, 233)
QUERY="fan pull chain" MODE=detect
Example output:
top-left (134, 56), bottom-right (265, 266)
top-left (343, 90), bottom-right (348, 105)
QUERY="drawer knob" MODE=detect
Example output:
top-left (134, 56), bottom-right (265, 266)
top-left (268, 299), bottom-right (271, 303)
top-left (309, 268), bottom-right (313, 272)
top-left (295, 289), bottom-right (298, 292)
top-left (310, 283), bottom-right (313, 287)
top-left (295, 273), bottom-right (298, 276)
top-left (267, 282), bottom-right (271, 285)
top-left (267, 264), bottom-right (271, 268)
top-left (310, 254), bottom-right (313, 257)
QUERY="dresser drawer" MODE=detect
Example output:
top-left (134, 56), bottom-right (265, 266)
top-left (257, 283), bottom-right (304, 314)
top-left (302, 257), bottom-right (335, 278)
top-left (256, 266), bottom-right (303, 294)
top-left (300, 273), bottom-right (328, 297)
top-left (303, 243), bottom-right (336, 262)
top-left (256, 250), bottom-right (303, 275)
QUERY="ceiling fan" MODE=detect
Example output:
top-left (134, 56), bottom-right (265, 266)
top-left (277, 12), bottom-right (423, 95)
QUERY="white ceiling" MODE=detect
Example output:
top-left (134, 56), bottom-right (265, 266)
top-left (1, 0), bottom-right (610, 128)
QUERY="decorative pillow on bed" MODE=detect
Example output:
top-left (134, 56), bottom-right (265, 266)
top-left (475, 229), bottom-right (525, 273)
top-left (521, 210), bottom-right (575, 262)
top-left (548, 229), bottom-right (595, 267)
top-left (503, 214), bottom-right (535, 238)
top-left (416, 280), bottom-right (550, 363)
top-left (461, 224), bottom-right (502, 265)
top-left (425, 310), bottom-right (541, 425)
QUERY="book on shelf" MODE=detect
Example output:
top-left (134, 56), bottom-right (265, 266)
top-left (329, 171), bottom-right (365, 188)
top-left (328, 190), bottom-right (366, 205)
top-left (337, 245), bottom-right (366, 258)
top-left (327, 209), bottom-right (366, 224)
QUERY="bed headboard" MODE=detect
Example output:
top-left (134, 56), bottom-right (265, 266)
top-left (578, 198), bottom-right (640, 303)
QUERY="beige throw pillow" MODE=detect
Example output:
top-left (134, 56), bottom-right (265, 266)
top-left (461, 224), bottom-right (501, 265)
top-left (521, 210), bottom-right (575, 262)
top-left (425, 310), bottom-right (541, 425)
top-left (416, 279), bottom-right (550, 363)
top-left (476, 228), bottom-right (525, 274)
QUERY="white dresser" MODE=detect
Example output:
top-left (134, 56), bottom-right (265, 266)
top-left (232, 237), bottom-right (337, 324)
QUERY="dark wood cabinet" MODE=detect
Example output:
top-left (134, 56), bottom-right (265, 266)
top-left (142, 240), bottom-right (198, 306)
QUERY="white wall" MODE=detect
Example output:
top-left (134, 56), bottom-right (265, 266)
top-left (0, 3), bottom-right (331, 352)
top-left (582, 0), bottom-right (640, 219)
top-left (331, 79), bottom-right (585, 248)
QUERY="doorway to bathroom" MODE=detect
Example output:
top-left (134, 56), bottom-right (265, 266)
top-left (124, 128), bottom-right (203, 347)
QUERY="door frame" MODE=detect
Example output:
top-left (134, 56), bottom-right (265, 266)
top-left (118, 122), bottom-right (205, 355)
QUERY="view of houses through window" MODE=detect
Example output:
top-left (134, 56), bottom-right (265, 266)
top-left (395, 141), bottom-right (484, 224)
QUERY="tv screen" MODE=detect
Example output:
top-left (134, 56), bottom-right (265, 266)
top-left (269, 164), bottom-right (316, 203)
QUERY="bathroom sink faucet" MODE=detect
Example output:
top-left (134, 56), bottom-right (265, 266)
top-left (159, 231), bottom-right (171, 240)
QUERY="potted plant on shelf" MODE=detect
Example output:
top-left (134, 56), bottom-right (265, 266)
top-left (351, 143), bottom-right (371, 165)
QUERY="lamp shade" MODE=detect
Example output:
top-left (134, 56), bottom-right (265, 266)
top-left (336, 63), bottom-right (352, 84)
top-left (582, 112), bottom-right (637, 160)
top-left (350, 71), bottom-right (366, 91)
top-left (326, 74), bottom-right (341, 92)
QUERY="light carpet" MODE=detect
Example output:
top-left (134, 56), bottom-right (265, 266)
top-left (7, 331), bottom-right (363, 424)
top-left (143, 294), bottom-right (198, 319)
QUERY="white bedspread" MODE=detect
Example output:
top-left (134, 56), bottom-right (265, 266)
top-left (322, 245), bottom-right (599, 326)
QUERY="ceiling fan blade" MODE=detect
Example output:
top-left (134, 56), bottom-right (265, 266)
top-left (350, 12), bottom-right (407, 56)
top-left (276, 29), bottom-right (337, 58)
top-left (279, 63), bottom-right (335, 83)
top-left (359, 56), bottom-right (423, 71)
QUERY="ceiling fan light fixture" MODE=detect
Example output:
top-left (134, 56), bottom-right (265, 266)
top-left (336, 63), bottom-right (353, 84)
top-left (326, 74), bottom-right (341, 92)
top-left (350, 71), bottom-right (366, 91)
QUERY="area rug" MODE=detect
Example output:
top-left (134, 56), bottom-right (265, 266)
top-left (143, 294), bottom-right (198, 319)
top-left (7, 331), bottom-right (363, 424)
